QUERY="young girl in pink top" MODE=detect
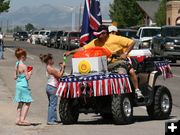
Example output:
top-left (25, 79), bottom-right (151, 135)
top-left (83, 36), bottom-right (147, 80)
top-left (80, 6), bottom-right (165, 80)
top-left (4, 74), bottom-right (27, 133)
top-left (40, 53), bottom-right (65, 125)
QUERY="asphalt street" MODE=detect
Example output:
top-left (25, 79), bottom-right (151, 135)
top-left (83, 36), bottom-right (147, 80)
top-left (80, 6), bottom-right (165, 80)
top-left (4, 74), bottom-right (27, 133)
top-left (0, 38), bottom-right (180, 135)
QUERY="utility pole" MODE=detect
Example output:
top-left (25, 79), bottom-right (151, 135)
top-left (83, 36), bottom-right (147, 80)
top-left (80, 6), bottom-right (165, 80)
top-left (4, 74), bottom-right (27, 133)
top-left (6, 20), bottom-right (9, 33)
top-left (79, 3), bottom-right (82, 31)
top-left (64, 6), bottom-right (76, 31)
top-left (0, 21), bottom-right (2, 32)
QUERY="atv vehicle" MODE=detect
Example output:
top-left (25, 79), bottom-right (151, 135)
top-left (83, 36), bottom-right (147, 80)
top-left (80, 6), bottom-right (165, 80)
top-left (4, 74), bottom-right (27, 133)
top-left (57, 48), bottom-right (173, 125)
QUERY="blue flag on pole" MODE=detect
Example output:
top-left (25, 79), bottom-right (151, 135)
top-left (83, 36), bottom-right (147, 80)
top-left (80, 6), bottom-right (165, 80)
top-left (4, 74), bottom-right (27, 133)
top-left (80, 0), bottom-right (102, 46)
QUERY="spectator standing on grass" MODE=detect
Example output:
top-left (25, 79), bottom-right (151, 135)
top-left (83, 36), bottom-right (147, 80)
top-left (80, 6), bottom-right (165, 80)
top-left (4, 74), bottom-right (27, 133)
top-left (40, 54), bottom-right (65, 125)
top-left (14, 48), bottom-right (33, 126)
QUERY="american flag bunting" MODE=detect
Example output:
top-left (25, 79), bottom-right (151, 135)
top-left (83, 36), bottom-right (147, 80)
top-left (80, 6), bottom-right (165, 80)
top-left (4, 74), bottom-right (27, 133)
top-left (56, 73), bottom-right (132, 98)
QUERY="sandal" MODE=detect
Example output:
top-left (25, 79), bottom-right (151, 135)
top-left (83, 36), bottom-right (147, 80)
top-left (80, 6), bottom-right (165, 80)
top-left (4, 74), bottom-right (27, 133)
top-left (16, 121), bottom-right (31, 126)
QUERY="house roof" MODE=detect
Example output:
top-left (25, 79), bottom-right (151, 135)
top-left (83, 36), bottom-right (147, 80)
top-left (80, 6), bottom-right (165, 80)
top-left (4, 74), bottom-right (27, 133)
top-left (136, 1), bottom-right (160, 21)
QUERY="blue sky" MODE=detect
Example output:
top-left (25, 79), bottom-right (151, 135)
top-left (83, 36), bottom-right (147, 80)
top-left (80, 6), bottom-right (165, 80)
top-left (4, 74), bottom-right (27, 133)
top-left (10, 0), bottom-right (112, 11)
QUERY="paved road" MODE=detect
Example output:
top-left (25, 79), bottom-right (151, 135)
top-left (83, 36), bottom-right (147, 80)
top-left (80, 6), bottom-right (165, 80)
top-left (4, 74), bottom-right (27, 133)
top-left (0, 39), bottom-right (180, 135)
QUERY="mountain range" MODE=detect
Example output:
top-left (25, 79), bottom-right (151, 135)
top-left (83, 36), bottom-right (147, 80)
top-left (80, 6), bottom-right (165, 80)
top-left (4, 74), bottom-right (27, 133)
top-left (0, 4), bottom-right (110, 30)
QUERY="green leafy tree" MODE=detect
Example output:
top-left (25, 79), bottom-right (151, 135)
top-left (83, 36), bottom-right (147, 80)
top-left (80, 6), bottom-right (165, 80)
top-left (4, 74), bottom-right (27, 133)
top-left (155, 0), bottom-right (168, 26)
top-left (14, 26), bottom-right (23, 32)
top-left (25, 23), bottom-right (35, 32)
top-left (0, 0), bottom-right (10, 13)
top-left (109, 0), bottom-right (143, 28)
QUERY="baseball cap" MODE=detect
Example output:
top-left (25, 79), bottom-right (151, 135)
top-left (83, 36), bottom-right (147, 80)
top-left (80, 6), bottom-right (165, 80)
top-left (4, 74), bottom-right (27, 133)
top-left (108, 25), bottom-right (118, 33)
top-left (93, 25), bottom-right (108, 36)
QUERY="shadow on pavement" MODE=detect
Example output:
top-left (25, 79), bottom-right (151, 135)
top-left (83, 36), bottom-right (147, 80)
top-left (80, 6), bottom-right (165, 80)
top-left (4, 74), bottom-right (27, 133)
top-left (75, 115), bottom-right (176, 125)
top-left (4, 45), bottom-right (17, 49)
top-left (30, 122), bottom-right (42, 126)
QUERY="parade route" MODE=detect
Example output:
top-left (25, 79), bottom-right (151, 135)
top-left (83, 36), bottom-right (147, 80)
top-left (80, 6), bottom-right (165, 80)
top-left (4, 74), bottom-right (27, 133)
top-left (0, 39), bottom-right (180, 135)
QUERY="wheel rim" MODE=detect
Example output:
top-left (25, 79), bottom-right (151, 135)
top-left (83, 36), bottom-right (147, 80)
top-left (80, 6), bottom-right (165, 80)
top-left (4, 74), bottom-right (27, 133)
top-left (161, 94), bottom-right (170, 113)
top-left (123, 97), bottom-right (132, 117)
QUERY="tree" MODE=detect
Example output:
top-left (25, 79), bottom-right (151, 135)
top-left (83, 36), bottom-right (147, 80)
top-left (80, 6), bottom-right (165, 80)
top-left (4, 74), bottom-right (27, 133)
top-left (13, 26), bottom-right (23, 32)
top-left (0, 0), bottom-right (10, 13)
top-left (25, 23), bottom-right (35, 32)
top-left (109, 0), bottom-right (143, 28)
top-left (155, 0), bottom-right (167, 26)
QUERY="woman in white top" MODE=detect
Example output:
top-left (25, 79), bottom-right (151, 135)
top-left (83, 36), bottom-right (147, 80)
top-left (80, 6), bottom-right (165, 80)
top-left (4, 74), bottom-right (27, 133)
top-left (40, 53), bottom-right (65, 125)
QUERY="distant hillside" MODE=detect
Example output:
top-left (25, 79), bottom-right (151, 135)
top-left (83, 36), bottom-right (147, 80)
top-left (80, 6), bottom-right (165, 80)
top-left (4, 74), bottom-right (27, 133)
top-left (0, 4), bottom-right (110, 30)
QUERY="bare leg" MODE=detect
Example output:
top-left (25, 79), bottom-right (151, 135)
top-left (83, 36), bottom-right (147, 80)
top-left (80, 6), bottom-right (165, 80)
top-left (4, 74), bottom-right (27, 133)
top-left (129, 68), bottom-right (139, 89)
top-left (16, 102), bottom-right (23, 124)
top-left (129, 68), bottom-right (144, 99)
top-left (20, 102), bottom-right (31, 123)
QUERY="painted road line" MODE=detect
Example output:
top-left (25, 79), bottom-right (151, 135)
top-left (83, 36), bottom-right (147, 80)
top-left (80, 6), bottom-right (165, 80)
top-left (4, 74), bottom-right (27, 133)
top-left (6, 48), bottom-right (34, 60)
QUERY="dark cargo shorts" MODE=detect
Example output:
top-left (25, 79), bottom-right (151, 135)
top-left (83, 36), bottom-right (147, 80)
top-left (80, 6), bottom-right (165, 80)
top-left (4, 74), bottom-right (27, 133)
top-left (108, 59), bottom-right (133, 74)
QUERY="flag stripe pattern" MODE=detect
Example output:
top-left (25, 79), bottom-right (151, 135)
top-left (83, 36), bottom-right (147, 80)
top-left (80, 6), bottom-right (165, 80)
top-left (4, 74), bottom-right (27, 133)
top-left (154, 61), bottom-right (173, 79)
top-left (80, 0), bottom-right (102, 46)
top-left (56, 73), bottom-right (132, 98)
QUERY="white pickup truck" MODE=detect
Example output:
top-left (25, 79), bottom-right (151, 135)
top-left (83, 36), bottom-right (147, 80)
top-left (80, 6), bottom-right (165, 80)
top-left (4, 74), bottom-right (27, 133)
top-left (134, 27), bottom-right (161, 50)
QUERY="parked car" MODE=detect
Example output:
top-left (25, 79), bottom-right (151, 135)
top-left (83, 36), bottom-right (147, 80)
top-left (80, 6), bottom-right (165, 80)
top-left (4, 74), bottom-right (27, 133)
top-left (134, 27), bottom-right (161, 49)
top-left (13, 31), bottom-right (28, 41)
top-left (37, 30), bottom-right (50, 44)
top-left (30, 31), bottom-right (39, 44)
top-left (60, 31), bottom-right (68, 49)
top-left (62, 32), bottom-right (80, 50)
top-left (152, 26), bottom-right (180, 63)
top-left (54, 30), bottom-right (64, 48)
top-left (41, 30), bottom-right (51, 45)
top-left (46, 31), bottom-right (58, 47)
top-left (117, 29), bottom-right (137, 38)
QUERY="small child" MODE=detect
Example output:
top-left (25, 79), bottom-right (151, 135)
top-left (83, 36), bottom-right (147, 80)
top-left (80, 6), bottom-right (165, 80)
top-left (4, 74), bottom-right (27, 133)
top-left (39, 53), bottom-right (65, 125)
top-left (14, 48), bottom-right (33, 126)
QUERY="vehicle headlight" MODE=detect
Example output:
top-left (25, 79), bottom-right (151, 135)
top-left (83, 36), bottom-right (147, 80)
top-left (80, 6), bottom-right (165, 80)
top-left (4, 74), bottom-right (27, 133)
top-left (63, 38), bottom-right (67, 41)
top-left (165, 42), bottom-right (174, 50)
top-left (141, 41), bottom-right (150, 48)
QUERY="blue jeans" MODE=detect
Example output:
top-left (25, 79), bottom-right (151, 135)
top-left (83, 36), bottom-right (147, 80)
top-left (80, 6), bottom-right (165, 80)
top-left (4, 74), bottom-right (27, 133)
top-left (0, 44), bottom-right (3, 59)
top-left (46, 84), bottom-right (58, 122)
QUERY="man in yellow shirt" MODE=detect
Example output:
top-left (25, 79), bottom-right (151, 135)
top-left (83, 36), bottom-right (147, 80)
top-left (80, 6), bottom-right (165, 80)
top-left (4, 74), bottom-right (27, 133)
top-left (64, 25), bottom-right (144, 99)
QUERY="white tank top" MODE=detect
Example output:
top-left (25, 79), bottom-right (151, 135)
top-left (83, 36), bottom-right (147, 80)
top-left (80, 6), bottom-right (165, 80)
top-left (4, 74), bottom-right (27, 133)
top-left (46, 71), bottom-right (59, 88)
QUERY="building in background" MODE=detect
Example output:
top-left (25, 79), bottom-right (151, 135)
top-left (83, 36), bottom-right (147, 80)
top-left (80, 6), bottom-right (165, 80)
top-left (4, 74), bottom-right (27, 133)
top-left (166, 1), bottom-right (180, 26)
top-left (136, 1), bottom-right (160, 26)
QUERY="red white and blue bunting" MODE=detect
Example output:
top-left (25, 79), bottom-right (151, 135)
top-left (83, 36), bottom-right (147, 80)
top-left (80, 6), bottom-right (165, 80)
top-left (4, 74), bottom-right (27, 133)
top-left (56, 74), bottom-right (132, 98)
top-left (155, 61), bottom-right (173, 79)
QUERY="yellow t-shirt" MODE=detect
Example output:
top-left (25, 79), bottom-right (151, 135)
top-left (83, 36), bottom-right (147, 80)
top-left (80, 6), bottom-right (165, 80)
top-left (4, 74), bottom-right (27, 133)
top-left (83, 34), bottom-right (134, 54)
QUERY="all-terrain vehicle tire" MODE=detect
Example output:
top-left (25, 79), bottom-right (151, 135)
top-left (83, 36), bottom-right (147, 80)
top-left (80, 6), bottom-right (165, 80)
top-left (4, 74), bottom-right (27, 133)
top-left (146, 86), bottom-right (172, 120)
top-left (111, 94), bottom-right (133, 124)
top-left (59, 98), bottom-right (79, 124)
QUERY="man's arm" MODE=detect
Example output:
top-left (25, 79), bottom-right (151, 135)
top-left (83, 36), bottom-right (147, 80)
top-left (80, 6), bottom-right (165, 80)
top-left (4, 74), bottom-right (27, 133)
top-left (64, 39), bottom-right (95, 56)
top-left (120, 40), bottom-right (135, 59)
top-left (64, 47), bottom-right (85, 56)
